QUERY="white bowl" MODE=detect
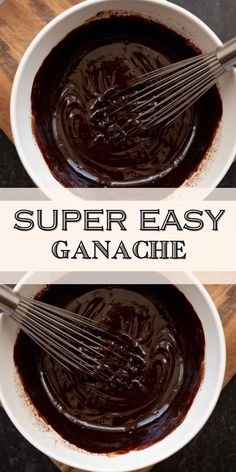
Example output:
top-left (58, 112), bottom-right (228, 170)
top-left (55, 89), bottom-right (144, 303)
top-left (0, 272), bottom-right (225, 472)
top-left (10, 0), bottom-right (236, 198)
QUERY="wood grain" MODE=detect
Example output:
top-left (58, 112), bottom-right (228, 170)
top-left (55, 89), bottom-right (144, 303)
top-left (0, 0), bottom-right (81, 140)
top-left (206, 285), bottom-right (236, 387)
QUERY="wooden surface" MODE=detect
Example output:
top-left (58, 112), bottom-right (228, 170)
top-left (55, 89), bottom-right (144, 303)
top-left (206, 285), bottom-right (236, 388)
top-left (0, 2), bottom-right (236, 472)
top-left (0, 0), bottom-right (81, 140)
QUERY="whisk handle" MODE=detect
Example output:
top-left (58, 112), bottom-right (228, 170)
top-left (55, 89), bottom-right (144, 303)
top-left (217, 37), bottom-right (236, 70)
top-left (0, 285), bottom-right (20, 316)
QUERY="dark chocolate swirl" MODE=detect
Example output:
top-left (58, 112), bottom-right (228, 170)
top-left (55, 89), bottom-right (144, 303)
top-left (14, 284), bottom-right (205, 453)
top-left (31, 15), bottom-right (222, 188)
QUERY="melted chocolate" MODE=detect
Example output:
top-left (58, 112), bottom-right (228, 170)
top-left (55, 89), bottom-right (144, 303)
top-left (31, 14), bottom-right (222, 188)
top-left (14, 284), bottom-right (205, 453)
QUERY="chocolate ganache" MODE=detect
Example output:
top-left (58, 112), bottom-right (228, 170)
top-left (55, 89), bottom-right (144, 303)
top-left (31, 14), bottom-right (222, 188)
top-left (14, 284), bottom-right (205, 453)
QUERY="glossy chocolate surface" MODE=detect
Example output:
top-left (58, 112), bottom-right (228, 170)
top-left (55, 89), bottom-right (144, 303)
top-left (14, 284), bottom-right (205, 453)
top-left (31, 14), bottom-right (222, 188)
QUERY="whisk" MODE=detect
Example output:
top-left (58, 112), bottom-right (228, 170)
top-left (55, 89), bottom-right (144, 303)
top-left (104, 37), bottom-right (236, 134)
top-left (0, 285), bottom-right (137, 382)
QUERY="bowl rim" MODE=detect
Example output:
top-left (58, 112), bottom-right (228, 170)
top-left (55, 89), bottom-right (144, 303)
top-left (10, 0), bottom-right (236, 198)
top-left (0, 270), bottom-right (226, 472)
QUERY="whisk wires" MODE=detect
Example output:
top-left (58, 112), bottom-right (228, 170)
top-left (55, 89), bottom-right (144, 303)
top-left (13, 297), bottom-right (139, 383)
top-left (104, 51), bottom-right (225, 134)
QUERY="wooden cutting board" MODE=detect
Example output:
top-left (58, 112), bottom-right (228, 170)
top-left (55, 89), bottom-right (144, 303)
top-left (0, 2), bottom-right (236, 472)
top-left (0, 0), bottom-right (81, 140)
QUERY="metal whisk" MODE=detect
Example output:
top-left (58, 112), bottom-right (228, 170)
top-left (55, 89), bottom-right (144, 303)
top-left (104, 37), bottom-right (236, 134)
top-left (0, 285), bottom-right (137, 382)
